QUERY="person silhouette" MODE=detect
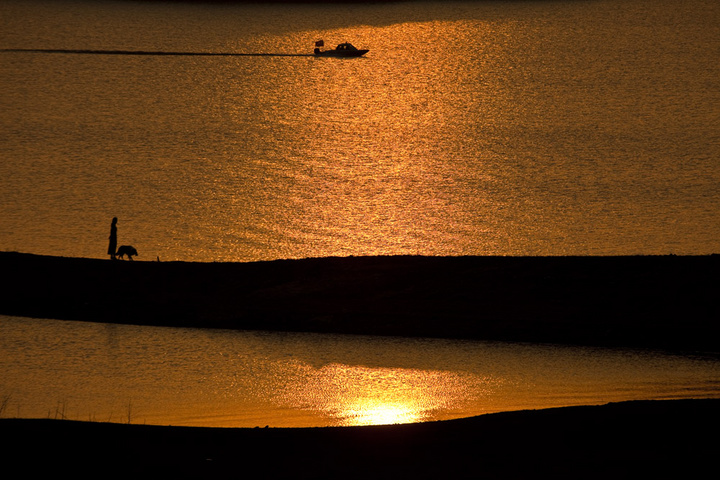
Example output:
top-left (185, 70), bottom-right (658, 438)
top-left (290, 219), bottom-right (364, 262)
top-left (108, 217), bottom-right (118, 260)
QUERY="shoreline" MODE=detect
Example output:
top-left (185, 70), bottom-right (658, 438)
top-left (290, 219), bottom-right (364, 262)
top-left (3, 399), bottom-right (718, 478)
top-left (1, 251), bottom-right (718, 352)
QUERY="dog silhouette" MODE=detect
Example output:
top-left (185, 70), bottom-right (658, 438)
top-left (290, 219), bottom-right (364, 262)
top-left (116, 245), bottom-right (138, 260)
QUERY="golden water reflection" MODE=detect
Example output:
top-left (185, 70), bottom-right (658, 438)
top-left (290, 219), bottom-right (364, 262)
top-left (271, 362), bottom-right (499, 426)
top-left (217, 19), bottom-right (514, 260)
top-left (3, 317), bottom-right (719, 428)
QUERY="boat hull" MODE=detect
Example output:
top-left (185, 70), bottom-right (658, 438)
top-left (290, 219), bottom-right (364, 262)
top-left (314, 49), bottom-right (368, 58)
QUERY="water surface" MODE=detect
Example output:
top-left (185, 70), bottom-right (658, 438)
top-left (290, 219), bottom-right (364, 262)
top-left (2, 315), bottom-right (718, 427)
top-left (1, 0), bottom-right (718, 261)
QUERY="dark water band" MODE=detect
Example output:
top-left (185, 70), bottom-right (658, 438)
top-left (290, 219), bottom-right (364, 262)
top-left (1, 48), bottom-right (312, 57)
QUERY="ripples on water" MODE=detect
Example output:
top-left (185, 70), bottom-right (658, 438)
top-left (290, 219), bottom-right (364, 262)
top-left (1, 316), bottom-right (718, 427)
top-left (1, 0), bottom-right (719, 261)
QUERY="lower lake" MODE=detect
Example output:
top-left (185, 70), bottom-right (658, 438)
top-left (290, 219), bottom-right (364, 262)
top-left (1, 315), bottom-right (718, 428)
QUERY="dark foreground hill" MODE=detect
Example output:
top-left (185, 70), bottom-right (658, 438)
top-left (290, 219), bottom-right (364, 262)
top-left (1, 252), bottom-right (718, 352)
top-left (2, 399), bottom-right (718, 478)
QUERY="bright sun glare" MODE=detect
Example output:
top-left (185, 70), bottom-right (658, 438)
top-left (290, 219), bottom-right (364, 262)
top-left (342, 400), bottom-right (421, 426)
top-left (273, 362), bottom-right (481, 427)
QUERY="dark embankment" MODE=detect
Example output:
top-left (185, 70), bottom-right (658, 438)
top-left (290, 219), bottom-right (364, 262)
top-left (1, 252), bottom-right (718, 352)
top-left (2, 399), bottom-right (718, 478)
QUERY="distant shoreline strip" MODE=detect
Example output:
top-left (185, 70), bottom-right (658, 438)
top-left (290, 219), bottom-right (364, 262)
top-left (1, 48), bottom-right (312, 57)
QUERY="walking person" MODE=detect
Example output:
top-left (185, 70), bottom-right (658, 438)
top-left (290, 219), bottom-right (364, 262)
top-left (108, 217), bottom-right (118, 260)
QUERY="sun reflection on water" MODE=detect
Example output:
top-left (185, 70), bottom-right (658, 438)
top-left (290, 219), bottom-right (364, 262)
top-left (342, 400), bottom-right (420, 426)
top-left (271, 361), bottom-right (499, 426)
top-left (213, 19), bottom-right (513, 260)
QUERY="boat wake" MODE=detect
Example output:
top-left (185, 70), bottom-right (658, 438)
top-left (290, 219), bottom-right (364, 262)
top-left (1, 48), bottom-right (313, 57)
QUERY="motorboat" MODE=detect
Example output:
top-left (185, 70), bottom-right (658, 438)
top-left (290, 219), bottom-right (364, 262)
top-left (313, 41), bottom-right (368, 58)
